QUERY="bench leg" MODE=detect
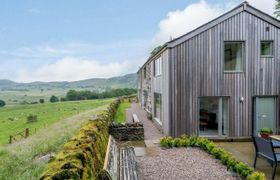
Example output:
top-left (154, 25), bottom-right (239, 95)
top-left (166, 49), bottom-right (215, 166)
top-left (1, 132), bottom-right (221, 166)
top-left (272, 163), bottom-right (277, 180)
top-left (253, 155), bottom-right (257, 168)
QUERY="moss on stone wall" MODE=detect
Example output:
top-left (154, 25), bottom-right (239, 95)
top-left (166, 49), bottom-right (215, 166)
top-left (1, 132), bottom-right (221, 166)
top-left (40, 99), bottom-right (121, 180)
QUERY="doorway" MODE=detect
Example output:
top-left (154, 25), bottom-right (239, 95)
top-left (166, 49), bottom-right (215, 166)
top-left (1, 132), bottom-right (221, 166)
top-left (199, 97), bottom-right (229, 137)
top-left (254, 97), bottom-right (276, 135)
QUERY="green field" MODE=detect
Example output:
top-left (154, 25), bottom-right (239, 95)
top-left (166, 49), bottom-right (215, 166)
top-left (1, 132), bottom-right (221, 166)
top-left (0, 99), bottom-right (113, 145)
top-left (0, 99), bottom-right (112, 180)
top-left (114, 100), bottom-right (131, 123)
top-left (0, 89), bottom-right (71, 107)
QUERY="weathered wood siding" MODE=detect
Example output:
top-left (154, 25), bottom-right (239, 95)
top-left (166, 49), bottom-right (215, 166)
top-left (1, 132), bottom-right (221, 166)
top-left (151, 50), bottom-right (170, 135)
top-left (169, 11), bottom-right (280, 137)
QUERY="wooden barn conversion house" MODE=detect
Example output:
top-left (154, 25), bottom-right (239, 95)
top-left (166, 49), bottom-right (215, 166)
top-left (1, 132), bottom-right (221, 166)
top-left (137, 2), bottom-right (280, 139)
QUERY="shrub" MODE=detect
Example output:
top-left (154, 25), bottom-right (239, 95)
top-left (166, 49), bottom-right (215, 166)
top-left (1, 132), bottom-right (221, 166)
top-left (188, 136), bottom-right (198, 147)
top-left (27, 114), bottom-right (38, 123)
top-left (0, 100), bottom-right (5, 107)
top-left (178, 138), bottom-right (189, 147)
top-left (50, 95), bottom-right (59, 103)
top-left (234, 162), bottom-right (253, 178)
top-left (39, 99), bottom-right (45, 104)
top-left (247, 171), bottom-right (266, 180)
top-left (172, 138), bottom-right (181, 147)
top-left (160, 136), bottom-right (174, 148)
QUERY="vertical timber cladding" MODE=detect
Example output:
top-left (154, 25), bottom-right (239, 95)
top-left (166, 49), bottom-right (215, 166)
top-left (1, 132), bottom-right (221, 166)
top-left (151, 50), bottom-right (170, 135)
top-left (169, 11), bottom-right (280, 137)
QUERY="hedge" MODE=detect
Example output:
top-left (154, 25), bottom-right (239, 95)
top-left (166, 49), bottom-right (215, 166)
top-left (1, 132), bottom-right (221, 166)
top-left (40, 99), bottom-right (121, 180)
top-left (160, 136), bottom-right (266, 180)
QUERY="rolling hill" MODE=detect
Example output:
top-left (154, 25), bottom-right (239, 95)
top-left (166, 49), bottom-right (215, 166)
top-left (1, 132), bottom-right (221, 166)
top-left (0, 73), bottom-right (137, 91)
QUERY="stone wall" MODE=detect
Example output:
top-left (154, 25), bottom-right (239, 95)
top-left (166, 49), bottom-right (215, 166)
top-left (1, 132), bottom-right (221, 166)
top-left (109, 123), bottom-right (144, 141)
top-left (40, 99), bottom-right (121, 180)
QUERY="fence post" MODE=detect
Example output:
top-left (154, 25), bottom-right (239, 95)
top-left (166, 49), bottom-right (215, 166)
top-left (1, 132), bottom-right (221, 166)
top-left (9, 136), bottom-right (12, 144)
top-left (25, 128), bottom-right (29, 138)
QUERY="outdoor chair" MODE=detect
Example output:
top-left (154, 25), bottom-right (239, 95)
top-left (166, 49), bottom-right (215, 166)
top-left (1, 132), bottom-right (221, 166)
top-left (252, 135), bottom-right (280, 179)
top-left (272, 140), bottom-right (280, 148)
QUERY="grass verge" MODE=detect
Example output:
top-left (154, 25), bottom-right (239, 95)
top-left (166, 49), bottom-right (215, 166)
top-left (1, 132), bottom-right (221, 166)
top-left (114, 100), bottom-right (131, 123)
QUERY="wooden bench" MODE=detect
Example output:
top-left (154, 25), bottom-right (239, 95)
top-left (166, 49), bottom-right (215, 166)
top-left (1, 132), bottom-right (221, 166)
top-left (100, 135), bottom-right (138, 180)
top-left (132, 114), bottom-right (140, 123)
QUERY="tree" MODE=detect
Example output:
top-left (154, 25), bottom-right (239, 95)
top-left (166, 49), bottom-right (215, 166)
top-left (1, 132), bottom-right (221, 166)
top-left (275, 0), bottom-right (280, 18)
top-left (39, 99), bottom-right (45, 104)
top-left (66, 90), bottom-right (78, 101)
top-left (50, 95), bottom-right (59, 103)
top-left (0, 100), bottom-right (5, 107)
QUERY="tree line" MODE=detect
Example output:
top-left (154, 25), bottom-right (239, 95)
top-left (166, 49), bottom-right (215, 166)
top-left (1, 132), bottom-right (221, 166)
top-left (50, 88), bottom-right (137, 102)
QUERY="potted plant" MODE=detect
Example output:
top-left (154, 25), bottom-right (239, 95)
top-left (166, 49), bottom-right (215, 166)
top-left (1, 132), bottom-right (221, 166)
top-left (260, 127), bottom-right (273, 139)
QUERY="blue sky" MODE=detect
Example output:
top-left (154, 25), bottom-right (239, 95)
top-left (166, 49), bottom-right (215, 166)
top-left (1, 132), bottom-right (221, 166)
top-left (0, 0), bottom-right (276, 82)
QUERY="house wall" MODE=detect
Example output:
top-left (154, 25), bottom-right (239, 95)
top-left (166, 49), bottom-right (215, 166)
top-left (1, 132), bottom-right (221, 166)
top-left (137, 49), bottom-right (170, 135)
top-left (151, 50), bottom-right (170, 135)
top-left (169, 11), bottom-right (280, 137)
top-left (138, 63), bottom-right (152, 113)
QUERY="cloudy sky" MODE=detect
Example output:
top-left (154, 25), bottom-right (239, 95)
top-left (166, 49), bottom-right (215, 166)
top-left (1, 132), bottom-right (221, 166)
top-left (0, 0), bottom-right (277, 82)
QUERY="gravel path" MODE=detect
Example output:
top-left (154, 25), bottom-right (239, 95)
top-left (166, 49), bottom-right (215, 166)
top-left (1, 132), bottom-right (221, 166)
top-left (127, 103), bottom-right (237, 180)
top-left (137, 147), bottom-right (239, 180)
top-left (126, 103), bottom-right (163, 140)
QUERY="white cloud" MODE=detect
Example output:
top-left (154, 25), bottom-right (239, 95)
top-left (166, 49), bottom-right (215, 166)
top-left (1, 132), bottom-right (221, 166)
top-left (247, 0), bottom-right (276, 15)
top-left (153, 0), bottom-right (277, 45)
top-left (4, 40), bottom-right (149, 82)
top-left (16, 57), bottom-right (144, 82)
top-left (153, 0), bottom-right (230, 45)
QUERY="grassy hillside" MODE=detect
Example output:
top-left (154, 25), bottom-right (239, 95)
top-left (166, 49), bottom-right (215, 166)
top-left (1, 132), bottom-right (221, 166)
top-left (0, 99), bottom-right (113, 145)
top-left (0, 73), bottom-right (137, 90)
top-left (0, 73), bottom-right (137, 106)
top-left (0, 102), bottom-right (111, 180)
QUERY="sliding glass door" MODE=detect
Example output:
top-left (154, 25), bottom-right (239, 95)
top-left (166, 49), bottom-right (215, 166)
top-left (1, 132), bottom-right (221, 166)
top-left (199, 97), bottom-right (229, 137)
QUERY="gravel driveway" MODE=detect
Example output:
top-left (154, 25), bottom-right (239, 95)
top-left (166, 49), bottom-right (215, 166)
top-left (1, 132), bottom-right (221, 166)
top-left (136, 147), bottom-right (239, 180)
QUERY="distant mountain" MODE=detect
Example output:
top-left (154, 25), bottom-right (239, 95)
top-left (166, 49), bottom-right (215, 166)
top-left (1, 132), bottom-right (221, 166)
top-left (0, 73), bottom-right (137, 91)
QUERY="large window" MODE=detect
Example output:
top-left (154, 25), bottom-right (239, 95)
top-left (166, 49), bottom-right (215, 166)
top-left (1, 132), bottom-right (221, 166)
top-left (154, 93), bottom-right (162, 123)
top-left (224, 42), bottom-right (244, 72)
top-left (199, 97), bottom-right (229, 137)
top-left (261, 41), bottom-right (273, 57)
top-left (154, 57), bottom-right (162, 76)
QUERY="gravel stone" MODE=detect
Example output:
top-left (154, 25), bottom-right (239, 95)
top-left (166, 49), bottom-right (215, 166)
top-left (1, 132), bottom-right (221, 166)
top-left (136, 147), bottom-right (239, 180)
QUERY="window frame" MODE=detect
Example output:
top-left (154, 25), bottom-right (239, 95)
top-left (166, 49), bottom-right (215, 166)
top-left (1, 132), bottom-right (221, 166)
top-left (223, 41), bottom-right (245, 73)
top-left (154, 56), bottom-right (162, 76)
top-left (154, 92), bottom-right (162, 124)
top-left (260, 40), bottom-right (274, 58)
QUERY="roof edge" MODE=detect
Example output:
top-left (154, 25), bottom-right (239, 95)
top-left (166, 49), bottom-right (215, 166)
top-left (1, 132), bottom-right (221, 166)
top-left (167, 1), bottom-right (280, 47)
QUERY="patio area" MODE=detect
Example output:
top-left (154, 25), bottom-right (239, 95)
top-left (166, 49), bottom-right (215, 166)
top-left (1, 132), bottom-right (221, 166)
top-left (125, 103), bottom-right (239, 179)
top-left (216, 142), bottom-right (280, 179)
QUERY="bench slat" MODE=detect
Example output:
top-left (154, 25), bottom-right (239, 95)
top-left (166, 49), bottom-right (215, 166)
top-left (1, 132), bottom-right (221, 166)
top-left (132, 114), bottom-right (140, 123)
top-left (103, 135), bottom-right (138, 180)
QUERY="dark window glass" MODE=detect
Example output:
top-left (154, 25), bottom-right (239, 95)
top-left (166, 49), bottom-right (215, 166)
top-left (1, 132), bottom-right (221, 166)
top-left (261, 41), bottom-right (273, 57)
top-left (224, 42), bottom-right (244, 72)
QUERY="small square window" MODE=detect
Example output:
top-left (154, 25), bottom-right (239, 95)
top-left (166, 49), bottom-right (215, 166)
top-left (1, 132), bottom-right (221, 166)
top-left (261, 41), bottom-right (273, 57)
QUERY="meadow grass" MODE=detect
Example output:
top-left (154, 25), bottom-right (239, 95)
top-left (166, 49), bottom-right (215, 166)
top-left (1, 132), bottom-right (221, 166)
top-left (114, 100), bottom-right (131, 123)
top-left (0, 102), bottom-right (111, 180)
top-left (0, 89), bottom-right (67, 107)
top-left (0, 99), bottom-right (113, 145)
